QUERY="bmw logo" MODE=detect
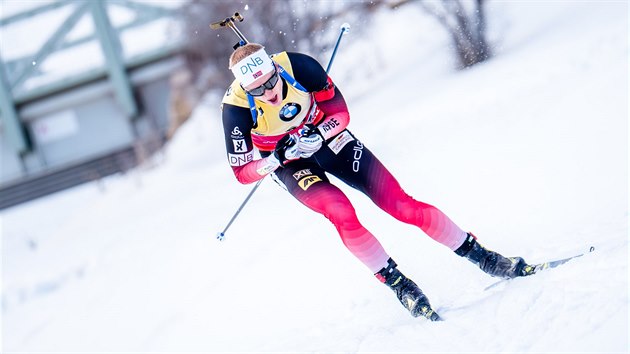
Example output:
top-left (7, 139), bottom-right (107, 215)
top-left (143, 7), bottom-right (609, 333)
top-left (279, 103), bottom-right (302, 122)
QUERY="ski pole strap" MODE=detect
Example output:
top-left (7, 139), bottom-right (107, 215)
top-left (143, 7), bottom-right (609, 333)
top-left (246, 63), bottom-right (307, 124)
top-left (277, 64), bottom-right (307, 92)
top-left (246, 94), bottom-right (258, 124)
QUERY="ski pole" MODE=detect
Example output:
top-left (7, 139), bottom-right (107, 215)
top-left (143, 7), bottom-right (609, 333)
top-left (216, 22), bottom-right (351, 241)
top-left (327, 23), bottom-right (351, 74)
top-left (217, 178), bottom-right (263, 241)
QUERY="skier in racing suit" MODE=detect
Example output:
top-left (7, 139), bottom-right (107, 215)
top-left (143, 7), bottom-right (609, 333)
top-left (221, 43), bottom-right (535, 320)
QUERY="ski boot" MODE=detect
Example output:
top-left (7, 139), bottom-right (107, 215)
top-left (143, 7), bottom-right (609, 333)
top-left (455, 233), bottom-right (536, 279)
top-left (375, 258), bottom-right (442, 321)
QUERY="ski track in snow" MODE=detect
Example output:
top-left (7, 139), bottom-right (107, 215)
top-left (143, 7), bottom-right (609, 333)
top-left (1, 1), bottom-right (627, 353)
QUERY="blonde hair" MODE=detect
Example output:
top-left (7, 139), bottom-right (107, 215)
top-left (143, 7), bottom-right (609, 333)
top-left (229, 43), bottom-right (264, 69)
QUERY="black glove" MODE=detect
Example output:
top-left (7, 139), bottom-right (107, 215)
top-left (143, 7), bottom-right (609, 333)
top-left (299, 124), bottom-right (323, 139)
top-left (273, 134), bottom-right (300, 166)
top-left (297, 124), bottom-right (324, 158)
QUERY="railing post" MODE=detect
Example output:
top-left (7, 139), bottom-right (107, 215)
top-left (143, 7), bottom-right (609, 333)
top-left (90, 0), bottom-right (138, 118)
top-left (0, 59), bottom-right (28, 153)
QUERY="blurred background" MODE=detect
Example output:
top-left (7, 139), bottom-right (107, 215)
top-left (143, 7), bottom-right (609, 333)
top-left (0, 0), bottom-right (494, 210)
top-left (0, 1), bottom-right (627, 352)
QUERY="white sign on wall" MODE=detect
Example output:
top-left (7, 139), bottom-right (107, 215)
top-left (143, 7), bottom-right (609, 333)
top-left (32, 109), bottom-right (80, 144)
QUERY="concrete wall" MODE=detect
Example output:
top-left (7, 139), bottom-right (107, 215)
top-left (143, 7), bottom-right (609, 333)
top-left (27, 95), bottom-right (134, 168)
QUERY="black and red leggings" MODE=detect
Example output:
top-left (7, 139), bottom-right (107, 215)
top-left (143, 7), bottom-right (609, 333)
top-left (269, 130), bottom-right (468, 273)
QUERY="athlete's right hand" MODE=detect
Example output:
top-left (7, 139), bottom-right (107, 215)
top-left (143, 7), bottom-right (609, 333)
top-left (273, 134), bottom-right (300, 166)
top-left (297, 124), bottom-right (324, 158)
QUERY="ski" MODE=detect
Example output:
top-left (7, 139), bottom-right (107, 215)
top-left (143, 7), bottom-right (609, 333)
top-left (484, 246), bottom-right (595, 291)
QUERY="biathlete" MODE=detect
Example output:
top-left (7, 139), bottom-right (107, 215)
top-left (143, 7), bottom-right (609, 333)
top-left (220, 43), bottom-right (535, 320)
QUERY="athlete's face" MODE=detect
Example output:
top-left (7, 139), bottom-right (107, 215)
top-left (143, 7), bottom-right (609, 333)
top-left (243, 67), bottom-right (283, 106)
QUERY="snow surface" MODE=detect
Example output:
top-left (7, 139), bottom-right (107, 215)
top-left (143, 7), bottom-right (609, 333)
top-left (1, 1), bottom-right (628, 353)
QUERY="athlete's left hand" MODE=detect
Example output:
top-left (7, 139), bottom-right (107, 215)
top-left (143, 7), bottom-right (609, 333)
top-left (274, 134), bottom-right (301, 166)
top-left (297, 124), bottom-right (324, 158)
